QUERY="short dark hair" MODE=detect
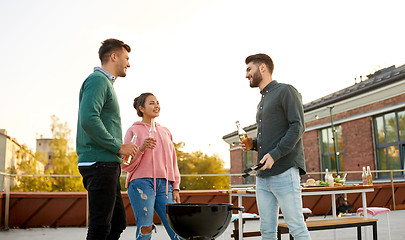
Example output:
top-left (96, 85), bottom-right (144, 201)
top-left (245, 53), bottom-right (274, 74)
top-left (133, 93), bottom-right (154, 117)
top-left (98, 38), bottom-right (131, 64)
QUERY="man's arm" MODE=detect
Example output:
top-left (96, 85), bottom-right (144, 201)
top-left (268, 85), bottom-right (305, 162)
top-left (79, 76), bottom-right (121, 154)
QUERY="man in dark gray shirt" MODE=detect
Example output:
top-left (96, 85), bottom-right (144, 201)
top-left (242, 54), bottom-right (311, 240)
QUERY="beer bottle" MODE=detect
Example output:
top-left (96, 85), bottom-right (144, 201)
top-left (236, 121), bottom-right (252, 150)
top-left (123, 133), bottom-right (137, 165)
top-left (362, 167), bottom-right (367, 186)
top-left (325, 169), bottom-right (334, 187)
top-left (366, 166), bottom-right (373, 186)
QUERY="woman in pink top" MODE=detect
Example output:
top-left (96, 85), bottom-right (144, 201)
top-left (121, 93), bottom-right (182, 240)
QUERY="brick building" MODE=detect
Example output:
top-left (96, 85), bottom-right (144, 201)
top-left (223, 64), bottom-right (405, 185)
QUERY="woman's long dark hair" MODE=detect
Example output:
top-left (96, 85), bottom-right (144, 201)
top-left (133, 93), bottom-right (154, 117)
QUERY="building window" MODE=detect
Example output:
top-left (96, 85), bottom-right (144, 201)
top-left (320, 125), bottom-right (344, 173)
top-left (243, 151), bottom-right (255, 184)
top-left (374, 110), bottom-right (405, 177)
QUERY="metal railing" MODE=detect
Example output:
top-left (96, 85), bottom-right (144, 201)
top-left (1, 169), bottom-right (404, 229)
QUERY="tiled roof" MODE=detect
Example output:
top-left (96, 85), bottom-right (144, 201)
top-left (303, 64), bottom-right (405, 112)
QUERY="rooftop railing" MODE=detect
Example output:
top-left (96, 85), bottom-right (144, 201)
top-left (1, 169), bottom-right (404, 229)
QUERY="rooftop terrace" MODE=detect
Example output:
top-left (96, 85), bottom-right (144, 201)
top-left (2, 209), bottom-right (405, 239)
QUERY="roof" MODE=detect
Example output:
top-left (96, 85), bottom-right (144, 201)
top-left (303, 64), bottom-right (405, 112)
top-left (223, 64), bottom-right (405, 140)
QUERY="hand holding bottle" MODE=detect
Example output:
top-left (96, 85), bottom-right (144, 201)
top-left (139, 137), bottom-right (157, 152)
top-left (139, 118), bottom-right (157, 153)
top-left (236, 121), bottom-right (253, 151)
top-left (122, 133), bottom-right (138, 165)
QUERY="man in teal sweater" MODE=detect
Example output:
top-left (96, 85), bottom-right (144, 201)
top-left (242, 54), bottom-right (311, 240)
top-left (77, 39), bottom-right (138, 240)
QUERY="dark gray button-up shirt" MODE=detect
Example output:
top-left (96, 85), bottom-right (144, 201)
top-left (253, 80), bottom-right (306, 178)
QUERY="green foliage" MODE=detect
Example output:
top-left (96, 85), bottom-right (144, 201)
top-left (11, 115), bottom-right (84, 192)
top-left (120, 177), bottom-right (127, 191)
top-left (175, 142), bottom-right (229, 190)
top-left (47, 115), bottom-right (84, 192)
top-left (10, 146), bottom-right (54, 192)
top-left (10, 116), bottom-right (229, 192)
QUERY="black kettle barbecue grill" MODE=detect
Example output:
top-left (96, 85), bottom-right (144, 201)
top-left (166, 203), bottom-right (244, 240)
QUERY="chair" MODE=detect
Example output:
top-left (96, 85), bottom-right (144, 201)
top-left (357, 207), bottom-right (391, 240)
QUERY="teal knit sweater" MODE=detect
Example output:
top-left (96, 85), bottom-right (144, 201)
top-left (76, 70), bottom-right (122, 163)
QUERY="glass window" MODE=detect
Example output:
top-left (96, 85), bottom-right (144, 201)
top-left (374, 109), bottom-right (405, 178)
top-left (398, 111), bottom-right (405, 141)
top-left (243, 151), bottom-right (255, 168)
top-left (321, 129), bottom-right (328, 153)
top-left (320, 125), bottom-right (344, 173)
top-left (336, 126), bottom-right (343, 151)
top-left (328, 128), bottom-right (334, 153)
top-left (378, 148), bottom-right (388, 177)
top-left (322, 156), bottom-right (331, 171)
top-left (388, 145), bottom-right (400, 169)
top-left (243, 151), bottom-right (255, 184)
top-left (375, 116), bottom-right (385, 144)
top-left (385, 113), bottom-right (398, 142)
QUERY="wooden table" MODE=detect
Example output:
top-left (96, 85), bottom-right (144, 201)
top-left (230, 185), bottom-right (375, 240)
top-left (277, 217), bottom-right (378, 240)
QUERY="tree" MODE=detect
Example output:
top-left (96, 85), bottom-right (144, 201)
top-left (175, 142), bottom-right (229, 190)
top-left (10, 146), bottom-right (54, 192)
top-left (10, 116), bottom-right (229, 192)
top-left (10, 116), bottom-right (84, 192)
top-left (48, 115), bottom-right (84, 191)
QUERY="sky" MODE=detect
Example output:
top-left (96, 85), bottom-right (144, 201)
top-left (1, 0), bottom-right (405, 168)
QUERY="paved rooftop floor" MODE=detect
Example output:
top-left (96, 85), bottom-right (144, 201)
top-left (2, 209), bottom-right (405, 240)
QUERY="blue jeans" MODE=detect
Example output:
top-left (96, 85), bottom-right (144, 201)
top-left (128, 178), bottom-right (182, 240)
top-left (256, 167), bottom-right (311, 240)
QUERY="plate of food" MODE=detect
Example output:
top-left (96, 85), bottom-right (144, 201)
top-left (333, 174), bottom-right (346, 186)
top-left (303, 173), bottom-right (347, 187)
top-left (303, 178), bottom-right (329, 187)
